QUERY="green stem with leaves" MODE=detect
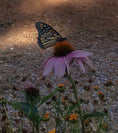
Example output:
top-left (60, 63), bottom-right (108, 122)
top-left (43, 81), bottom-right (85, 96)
top-left (67, 74), bottom-right (85, 133)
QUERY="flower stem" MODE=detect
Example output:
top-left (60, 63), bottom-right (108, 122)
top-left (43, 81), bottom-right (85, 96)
top-left (56, 92), bottom-right (61, 128)
top-left (67, 74), bottom-right (85, 133)
top-left (96, 117), bottom-right (103, 133)
top-left (3, 105), bottom-right (14, 133)
top-left (46, 121), bottom-right (48, 133)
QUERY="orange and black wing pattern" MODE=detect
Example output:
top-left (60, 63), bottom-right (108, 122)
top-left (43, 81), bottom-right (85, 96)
top-left (35, 22), bottom-right (66, 49)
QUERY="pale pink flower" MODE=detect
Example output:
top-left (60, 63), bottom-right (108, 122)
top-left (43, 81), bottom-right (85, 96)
top-left (41, 41), bottom-right (93, 78)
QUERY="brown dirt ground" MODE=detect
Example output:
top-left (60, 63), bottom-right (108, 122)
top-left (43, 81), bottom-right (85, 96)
top-left (0, 0), bottom-right (118, 133)
top-left (0, 0), bottom-right (118, 47)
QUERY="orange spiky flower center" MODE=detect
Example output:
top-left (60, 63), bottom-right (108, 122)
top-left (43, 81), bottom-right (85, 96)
top-left (53, 41), bottom-right (74, 57)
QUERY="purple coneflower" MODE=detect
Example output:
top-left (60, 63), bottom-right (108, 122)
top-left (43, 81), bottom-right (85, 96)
top-left (41, 41), bottom-right (93, 78)
top-left (21, 81), bottom-right (39, 97)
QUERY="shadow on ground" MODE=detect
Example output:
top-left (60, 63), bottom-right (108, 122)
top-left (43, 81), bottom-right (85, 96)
top-left (0, 0), bottom-right (118, 47)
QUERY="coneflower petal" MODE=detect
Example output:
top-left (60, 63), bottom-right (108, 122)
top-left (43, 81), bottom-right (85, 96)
top-left (58, 58), bottom-right (66, 78)
top-left (43, 57), bottom-right (55, 75)
top-left (82, 57), bottom-right (94, 68)
top-left (54, 57), bottom-right (61, 76)
top-left (41, 57), bottom-right (53, 68)
top-left (64, 56), bottom-right (69, 74)
top-left (76, 58), bottom-right (86, 73)
top-left (54, 57), bottom-right (65, 77)
top-left (70, 50), bottom-right (92, 57)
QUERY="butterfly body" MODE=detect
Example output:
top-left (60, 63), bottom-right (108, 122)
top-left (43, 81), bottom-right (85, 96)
top-left (36, 22), bottom-right (66, 49)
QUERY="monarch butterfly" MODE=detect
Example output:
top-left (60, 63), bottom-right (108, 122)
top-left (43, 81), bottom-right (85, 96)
top-left (35, 22), bottom-right (66, 49)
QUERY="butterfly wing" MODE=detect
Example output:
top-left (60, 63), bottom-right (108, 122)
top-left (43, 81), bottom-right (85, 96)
top-left (35, 22), bottom-right (66, 49)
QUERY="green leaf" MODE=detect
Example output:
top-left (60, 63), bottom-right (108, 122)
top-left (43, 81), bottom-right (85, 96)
top-left (40, 87), bottom-right (58, 106)
top-left (0, 99), bottom-right (8, 105)
top-left (10, 102), bottom-right (23, 111)
top-left (10, 102), bottom-right (40, 121)
top-left (83, 112), bottom-right (107, 121)
top-left (10, 102), bottom-right (38, 113)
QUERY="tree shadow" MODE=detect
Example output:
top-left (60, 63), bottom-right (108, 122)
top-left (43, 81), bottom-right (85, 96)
top-left (0, 0), bottom-right (118, 46)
